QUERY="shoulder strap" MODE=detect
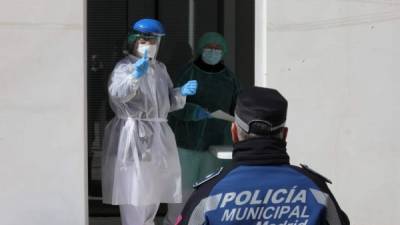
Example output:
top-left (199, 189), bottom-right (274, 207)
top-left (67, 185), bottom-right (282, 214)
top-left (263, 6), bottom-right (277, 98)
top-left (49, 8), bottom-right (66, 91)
top-left (300, 163), bottom-right (332, 184)
top-left (193, 167), bottom-right (224, 188)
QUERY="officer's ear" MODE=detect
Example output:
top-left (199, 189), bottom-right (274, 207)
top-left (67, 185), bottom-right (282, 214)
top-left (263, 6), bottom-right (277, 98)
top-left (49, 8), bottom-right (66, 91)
top-left (283, 127), bottom-right (288, 141)
top-left (231, 123), bottom-right (239, 144)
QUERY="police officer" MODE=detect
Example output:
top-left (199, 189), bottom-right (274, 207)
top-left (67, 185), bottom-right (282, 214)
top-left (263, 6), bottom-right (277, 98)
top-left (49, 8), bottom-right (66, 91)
top-left (176, 87), bottom-right (350, 225)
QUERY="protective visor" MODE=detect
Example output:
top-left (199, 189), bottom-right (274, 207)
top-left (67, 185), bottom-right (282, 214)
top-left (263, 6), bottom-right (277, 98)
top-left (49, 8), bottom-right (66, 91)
top-left (134, 34), bottom-right (161, 60)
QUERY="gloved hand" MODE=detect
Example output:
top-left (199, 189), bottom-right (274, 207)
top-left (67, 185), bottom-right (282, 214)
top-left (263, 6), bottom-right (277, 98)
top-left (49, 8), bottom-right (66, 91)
top-left (132, 49), bottom-right (149, 79)
top-left (180, 80), bottom-right (198, 96)
top-left (194, 106), bottom-right (210, 121)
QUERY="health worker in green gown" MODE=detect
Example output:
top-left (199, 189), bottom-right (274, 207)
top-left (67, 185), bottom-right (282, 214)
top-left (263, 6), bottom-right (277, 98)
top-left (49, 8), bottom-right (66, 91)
top-left (164, 32), bottom-right (241, 225)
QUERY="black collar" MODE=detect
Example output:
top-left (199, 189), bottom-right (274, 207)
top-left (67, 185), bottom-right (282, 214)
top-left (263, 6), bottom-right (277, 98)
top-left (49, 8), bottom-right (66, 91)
top-left (194, 56), bottom-right (225, 73)
top-left (232, 137), bottom-right (290, 165)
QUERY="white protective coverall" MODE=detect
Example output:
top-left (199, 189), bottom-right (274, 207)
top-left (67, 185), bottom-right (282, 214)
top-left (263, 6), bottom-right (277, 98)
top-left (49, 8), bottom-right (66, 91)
top-left (102, 54), bottom-right (184, 209)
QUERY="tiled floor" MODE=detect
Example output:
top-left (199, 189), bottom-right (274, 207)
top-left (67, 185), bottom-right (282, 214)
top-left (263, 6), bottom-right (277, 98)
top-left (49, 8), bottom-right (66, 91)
top-left (90, 217), bottom-right (120, 225)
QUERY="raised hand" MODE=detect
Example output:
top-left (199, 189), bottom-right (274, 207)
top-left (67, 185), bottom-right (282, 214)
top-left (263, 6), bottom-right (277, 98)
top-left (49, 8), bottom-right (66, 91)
top-left (132, 49), bottom-right (149, 79)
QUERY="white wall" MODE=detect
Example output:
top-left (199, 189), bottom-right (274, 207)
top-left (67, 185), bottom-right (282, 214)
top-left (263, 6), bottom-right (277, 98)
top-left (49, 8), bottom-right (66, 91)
top-left (260, 0), bottom-right (400, 224)
top-left (0, 0), bottom-right (87, 224)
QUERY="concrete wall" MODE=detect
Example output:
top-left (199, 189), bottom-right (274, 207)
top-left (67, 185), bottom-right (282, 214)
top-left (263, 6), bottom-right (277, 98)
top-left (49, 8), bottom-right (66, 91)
top-left (0, 0), bottom-right (87, 224)
top-left (263, 0), bottom-right (400, 224)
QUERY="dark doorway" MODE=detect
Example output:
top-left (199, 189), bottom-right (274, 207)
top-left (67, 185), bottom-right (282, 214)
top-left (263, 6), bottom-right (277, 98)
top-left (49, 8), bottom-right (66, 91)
top-left (87, 0), bottom-right (254, 223)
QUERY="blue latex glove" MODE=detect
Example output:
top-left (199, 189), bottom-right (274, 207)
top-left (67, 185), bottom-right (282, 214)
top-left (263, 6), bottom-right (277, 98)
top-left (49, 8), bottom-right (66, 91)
top-left (180, 80), bottom-right (198, 96)
top-left (132, 49), bottom-right (149, 79)
top-left (194, 106), bottom-right (210, 121)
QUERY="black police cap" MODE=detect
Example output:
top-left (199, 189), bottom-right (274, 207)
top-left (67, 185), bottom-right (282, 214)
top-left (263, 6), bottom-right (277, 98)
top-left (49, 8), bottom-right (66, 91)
top-left (235, 87), bottom-right (288, 135)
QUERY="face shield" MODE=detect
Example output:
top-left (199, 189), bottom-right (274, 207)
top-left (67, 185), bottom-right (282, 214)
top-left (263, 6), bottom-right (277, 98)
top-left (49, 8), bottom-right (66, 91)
top-left (132, 34), bottom-right (162, 60)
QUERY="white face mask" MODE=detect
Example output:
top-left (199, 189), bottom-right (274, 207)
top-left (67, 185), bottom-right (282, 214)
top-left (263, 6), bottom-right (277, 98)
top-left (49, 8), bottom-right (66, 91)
top-left (137, 43), bottom-right (158, 59)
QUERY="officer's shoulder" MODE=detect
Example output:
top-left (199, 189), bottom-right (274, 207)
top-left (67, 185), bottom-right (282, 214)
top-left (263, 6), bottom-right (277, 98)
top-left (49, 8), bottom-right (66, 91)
top-left (298, 163), bottom-right (332, 184)
top-left (193, 167), bottom-right (224, 189)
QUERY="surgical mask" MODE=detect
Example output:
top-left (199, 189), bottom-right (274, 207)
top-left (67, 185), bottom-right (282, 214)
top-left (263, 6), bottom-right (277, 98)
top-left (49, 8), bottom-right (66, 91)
top-left (137, 43), bottom-right (158, 59)
top-left (202, 48), bottom-right (223, 65)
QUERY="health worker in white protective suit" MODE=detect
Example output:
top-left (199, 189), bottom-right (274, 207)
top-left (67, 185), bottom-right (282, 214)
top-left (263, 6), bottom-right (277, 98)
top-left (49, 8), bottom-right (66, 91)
top-left (101, 18), bottom-right (198, 225)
